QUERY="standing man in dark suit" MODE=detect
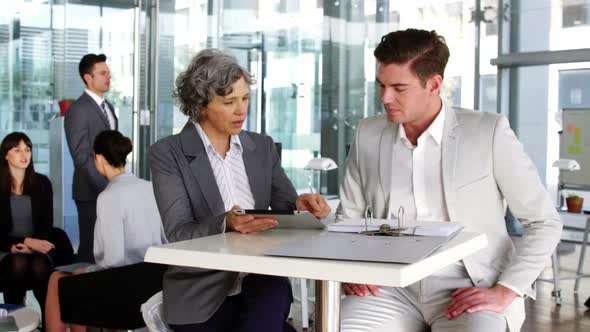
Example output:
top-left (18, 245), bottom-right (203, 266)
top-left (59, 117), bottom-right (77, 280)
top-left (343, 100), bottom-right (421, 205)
top-left (65, 53), bottom-right (118, 263)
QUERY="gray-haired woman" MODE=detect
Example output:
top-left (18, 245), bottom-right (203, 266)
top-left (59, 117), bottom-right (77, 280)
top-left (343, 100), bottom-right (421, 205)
top-left (149, 49), bottom-right (331, 332)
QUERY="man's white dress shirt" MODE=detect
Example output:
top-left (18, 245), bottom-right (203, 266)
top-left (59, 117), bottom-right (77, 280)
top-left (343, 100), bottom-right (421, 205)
top-left (85, 88), bottom-right (116, 130)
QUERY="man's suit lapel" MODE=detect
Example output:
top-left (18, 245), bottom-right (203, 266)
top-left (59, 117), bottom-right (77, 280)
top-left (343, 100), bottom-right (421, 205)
top-left (379, 122), bottom-right (397, 213)
top-left (179, 122), bottom-right (225, 215)
top-left (442, 107), bottom-right (461, 219)
top-left (82, 92), bottom-right (110, 129)
top-left (239, 133), bottom-right (264, 209)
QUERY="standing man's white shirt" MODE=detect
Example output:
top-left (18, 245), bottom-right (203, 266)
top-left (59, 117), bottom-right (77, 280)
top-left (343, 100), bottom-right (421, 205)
top-left (85, 88), bottom-right (116, 130)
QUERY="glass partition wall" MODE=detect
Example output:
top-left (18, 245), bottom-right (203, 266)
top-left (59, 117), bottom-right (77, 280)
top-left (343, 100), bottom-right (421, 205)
top-left (12, 0), bottom-right (588, 197)
top-left (1, 1), bottom-right (55, 175)
top-left (0, 0), bottom-right (498, 197)
top-left (494, 0), bottom-right (590, 213)
top-left (1, 0), bottom-right (142, 246)
top-left (155, 0), bottom-right (491, 193)
top-left (1, 0), bottom-right (140, 172)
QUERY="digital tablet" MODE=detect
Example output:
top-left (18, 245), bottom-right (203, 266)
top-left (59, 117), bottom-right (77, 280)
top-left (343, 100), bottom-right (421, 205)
top-left (232, 209), bottom-right (326, 230)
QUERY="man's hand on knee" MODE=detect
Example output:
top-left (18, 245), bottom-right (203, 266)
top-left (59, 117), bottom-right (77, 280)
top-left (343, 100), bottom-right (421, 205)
top-left (343, 283), bottom-right (380, 296)
top-left (445, 284), bottom-right (519, 319)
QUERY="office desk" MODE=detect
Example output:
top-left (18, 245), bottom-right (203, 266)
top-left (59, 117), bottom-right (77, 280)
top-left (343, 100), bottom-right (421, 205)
top-left (144, 229), bottom-right (487, 332)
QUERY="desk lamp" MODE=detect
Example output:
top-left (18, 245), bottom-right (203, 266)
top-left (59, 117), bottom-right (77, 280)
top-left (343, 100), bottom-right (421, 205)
top-left (298, 157), bottom-right (337, 328)
top-left (304, 157), bottom-right (337, 194)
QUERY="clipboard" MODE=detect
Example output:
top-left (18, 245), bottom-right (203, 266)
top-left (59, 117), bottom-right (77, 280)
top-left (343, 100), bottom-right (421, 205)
top-left (266, 232), bottom-right (451, 264)
top-left (232, 209), bottom-right (326, 230)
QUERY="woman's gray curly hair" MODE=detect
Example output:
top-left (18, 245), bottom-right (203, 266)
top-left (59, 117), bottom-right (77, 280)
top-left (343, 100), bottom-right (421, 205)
top-left (174, 49), bottom-right (253, 122)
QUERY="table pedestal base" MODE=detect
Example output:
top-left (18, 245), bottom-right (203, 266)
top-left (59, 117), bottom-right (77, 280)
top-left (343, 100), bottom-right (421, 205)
top-left (314, 280), bottom-right (341, 332)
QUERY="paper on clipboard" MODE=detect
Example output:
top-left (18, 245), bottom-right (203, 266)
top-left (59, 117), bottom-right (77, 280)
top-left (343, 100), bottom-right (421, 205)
top-left (327, 219), bottom-right (463, 237)
top-left (266, 231), bottom-right (452, 264)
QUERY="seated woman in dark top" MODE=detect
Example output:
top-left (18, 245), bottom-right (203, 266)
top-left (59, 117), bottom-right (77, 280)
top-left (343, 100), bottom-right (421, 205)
top-left (0, 132), bottom-right (71, 314)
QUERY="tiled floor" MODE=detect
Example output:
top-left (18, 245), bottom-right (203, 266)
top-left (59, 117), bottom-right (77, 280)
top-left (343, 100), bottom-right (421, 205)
top-left (522, 243), bottom-right (590, 332)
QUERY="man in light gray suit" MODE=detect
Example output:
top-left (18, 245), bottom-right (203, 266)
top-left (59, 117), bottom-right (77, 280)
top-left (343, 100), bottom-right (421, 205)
top-left (150, 49), bottom-right (331, 332)
top-left (65, 53), bottom-right (118, 263)
top-left (337, 29), bottom-right (562, 332)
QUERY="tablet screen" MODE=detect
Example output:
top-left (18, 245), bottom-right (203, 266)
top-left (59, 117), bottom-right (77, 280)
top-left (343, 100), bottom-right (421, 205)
top-left (232, 210), bottom-right (325, 229)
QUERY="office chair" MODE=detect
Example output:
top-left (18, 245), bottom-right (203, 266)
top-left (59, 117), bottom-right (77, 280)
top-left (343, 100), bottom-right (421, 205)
top-left (141, 291), bottom-right (172, 332)
top-left (58, 262), bottom-right (167, 330)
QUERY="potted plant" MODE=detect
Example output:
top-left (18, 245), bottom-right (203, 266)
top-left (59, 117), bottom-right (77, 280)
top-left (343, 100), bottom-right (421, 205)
top-left (58, 98), bottom-right (76, 116)
top-left (566, 193), bottom-right (584, 213)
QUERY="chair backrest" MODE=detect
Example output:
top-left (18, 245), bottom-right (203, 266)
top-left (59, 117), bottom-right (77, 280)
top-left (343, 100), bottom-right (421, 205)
top-left (50, 227), bottom-right (74, 266)
top-left (3, 306), bottom-right (40, 332)
top-left (141, 291), bottom-right (172, 332)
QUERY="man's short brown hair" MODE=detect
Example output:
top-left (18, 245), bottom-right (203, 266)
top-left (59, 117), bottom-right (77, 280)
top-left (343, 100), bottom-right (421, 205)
top-left (374, 29), bottom-right (449, 87)
top-left (79, 53), bottom-right (107, 86)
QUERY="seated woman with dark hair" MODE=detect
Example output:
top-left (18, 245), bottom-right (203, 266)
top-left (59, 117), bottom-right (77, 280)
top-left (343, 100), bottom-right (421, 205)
top-left (0, 132), bottom-right (72, 317)
top-left (45, 130), bottom-right (167, 332)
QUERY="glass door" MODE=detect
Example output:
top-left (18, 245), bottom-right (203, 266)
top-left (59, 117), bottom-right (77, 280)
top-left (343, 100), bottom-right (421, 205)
top-left (1, 0), bottom-right (154, 247)
top-left (0, 0), bottom-right (141, 246)
top-left (0, 1), bottom-right (54, 175)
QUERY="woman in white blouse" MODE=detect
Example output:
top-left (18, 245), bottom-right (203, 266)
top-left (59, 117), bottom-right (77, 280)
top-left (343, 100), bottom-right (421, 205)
top-left (45, 130), bottom-right (167, 332)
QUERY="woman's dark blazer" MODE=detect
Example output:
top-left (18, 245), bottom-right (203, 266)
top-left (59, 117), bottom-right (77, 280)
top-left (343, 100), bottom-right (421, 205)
top-left (150, 122), bottom-right (298, 325)
top-left (0, 173), bottom-right (53, 252)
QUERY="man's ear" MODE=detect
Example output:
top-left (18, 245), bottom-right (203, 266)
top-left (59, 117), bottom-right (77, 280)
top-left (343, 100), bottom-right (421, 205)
top-left (428, 74), bottom-right (443, 95)
top-left (83, 73), bottom-right (92, 86)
